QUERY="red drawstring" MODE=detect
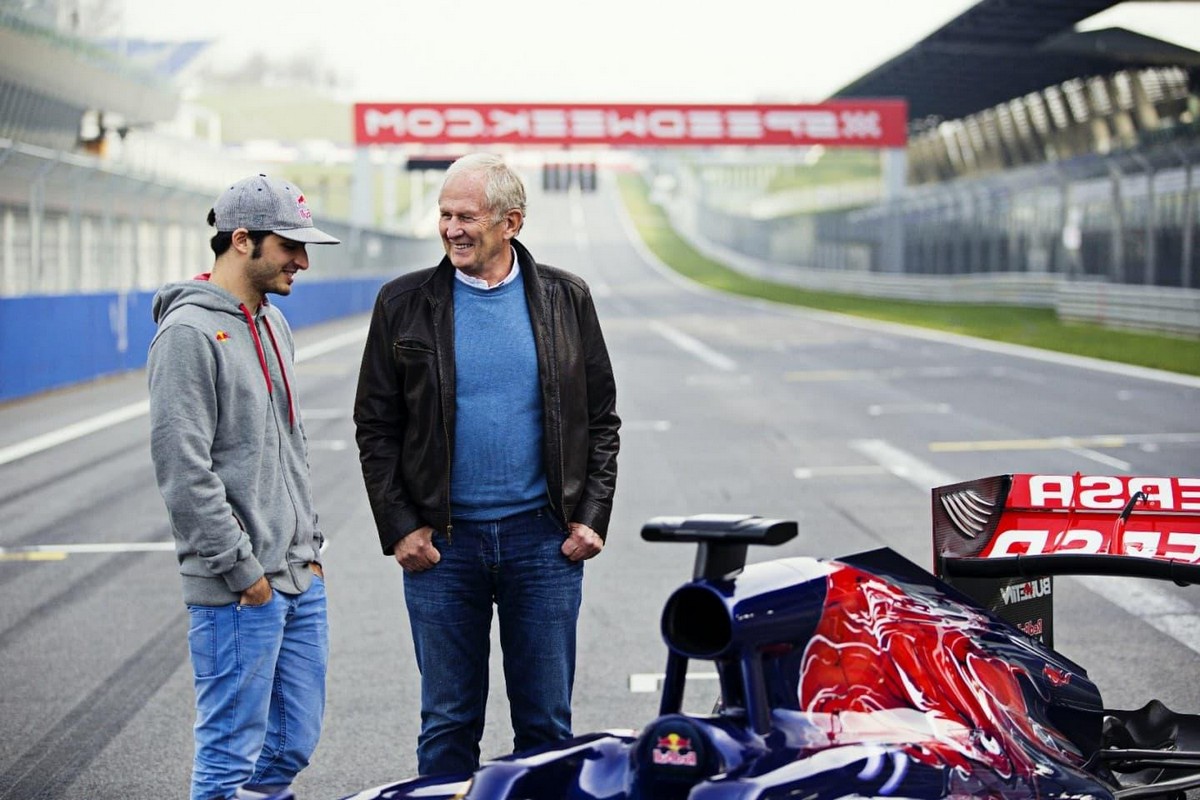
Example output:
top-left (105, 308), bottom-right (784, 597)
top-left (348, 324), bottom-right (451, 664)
top-left (238, 304), bottom-right (296, 432)
top-left (239, 304), bottom-right (272, 398)
top-left (261, 315), bottom-right (297, 432)
top-left (197, 277), bottom-right (295, 432)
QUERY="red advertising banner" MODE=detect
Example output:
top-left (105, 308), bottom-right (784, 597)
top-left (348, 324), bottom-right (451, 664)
top-left (353, 102), bottom-right (908, 147)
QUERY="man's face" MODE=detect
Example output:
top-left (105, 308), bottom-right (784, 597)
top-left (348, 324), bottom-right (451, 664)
top-left (245, 233), bottom-right (309, 297)
top-left (438, 171), bottom-right (520, 281)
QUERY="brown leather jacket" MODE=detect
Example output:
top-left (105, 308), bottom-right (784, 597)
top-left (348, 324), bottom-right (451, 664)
top-left (354, 240), bottom-right (620, 555)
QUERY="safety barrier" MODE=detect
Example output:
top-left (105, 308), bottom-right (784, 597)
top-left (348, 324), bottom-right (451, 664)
top-left (676, 207), bottom-right (1200, 339)
top-left (0, 276), bottom-right (388, 403)
top-left (1055, 282), bottom-right (1200, 338)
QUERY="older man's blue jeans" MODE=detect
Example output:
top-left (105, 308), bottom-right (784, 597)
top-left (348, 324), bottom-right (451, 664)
top-left (403, 507), bottom-right (584, 776)
top-left (186, 575), bottom-right (328, 800)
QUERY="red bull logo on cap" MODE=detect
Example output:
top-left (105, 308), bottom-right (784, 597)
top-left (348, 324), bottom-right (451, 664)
top-left (295, 193), bottom-right (313, 221)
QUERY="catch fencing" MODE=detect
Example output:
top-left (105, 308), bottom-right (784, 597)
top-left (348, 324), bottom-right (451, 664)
top-left (666, 137), bottom-right (1200, 338)
top-left (0, 137), bottom-right (420, 297)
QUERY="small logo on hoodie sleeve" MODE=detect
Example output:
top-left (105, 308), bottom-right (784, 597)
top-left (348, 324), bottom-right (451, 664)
top-left (215, 330), bottom-right (230, 341)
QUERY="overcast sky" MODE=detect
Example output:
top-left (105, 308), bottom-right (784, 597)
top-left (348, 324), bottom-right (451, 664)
top-left (116, 0), bottom-right (1200, 104)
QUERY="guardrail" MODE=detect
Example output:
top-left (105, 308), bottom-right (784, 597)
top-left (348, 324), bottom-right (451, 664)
top-left (0, 276), bottom-right (389, 403)
top-left (673, 204), bottom-right (1200, 339)
top-left (1056, 282), bottom-right (1200, 338)
top-left (660, 137), bottom-right (1200, 328)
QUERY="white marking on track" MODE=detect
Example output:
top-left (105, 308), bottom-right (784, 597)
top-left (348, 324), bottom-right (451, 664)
top-left (649, 321), bottom-right (737, 372)
top-left (0, 542), bottom-right (175, 556)
top-left (0, 328), bottom-right (367, 466)
top-left (302, 408), bottom-right (349, 420)
top-left (308, 440), bottom-right (349, 450)
top-left (794, 465), bottom-right (889, 480)
top-left (867, 403), bottom-right (952, 416)
top-left (0, 401), bottom-right (150, 466)
top-left (629, 672), bottom-right (719, 693)
top-left (849, 439), bottom-right (957, 492)
top-left (624, 420), bottom-right (672, 432)
top-left (1073, 575), bottom-right (1200, 656)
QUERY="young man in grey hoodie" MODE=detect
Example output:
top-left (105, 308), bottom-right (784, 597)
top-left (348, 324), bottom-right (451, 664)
top-left (148, 174), bottom-right (339, 800)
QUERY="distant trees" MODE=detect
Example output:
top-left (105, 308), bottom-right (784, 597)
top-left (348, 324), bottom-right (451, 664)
top-left (199, 52), bottom-right (349, 94)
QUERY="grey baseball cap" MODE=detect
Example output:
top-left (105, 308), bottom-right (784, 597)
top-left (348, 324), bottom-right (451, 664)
top-left (213, 174), bottom-right (340, 244)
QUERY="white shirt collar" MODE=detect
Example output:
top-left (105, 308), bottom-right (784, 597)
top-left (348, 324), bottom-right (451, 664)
top-left (454, 247), bottom-right (520, 290)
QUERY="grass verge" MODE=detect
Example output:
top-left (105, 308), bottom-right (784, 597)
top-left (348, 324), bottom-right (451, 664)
top-left (616, 174), bottom-right (1200, 378)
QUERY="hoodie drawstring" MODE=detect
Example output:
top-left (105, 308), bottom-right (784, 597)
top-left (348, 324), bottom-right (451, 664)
top-left (239, 304), bottom-right (296, 432)
top-left (261, 315), bottom-right (297, 431)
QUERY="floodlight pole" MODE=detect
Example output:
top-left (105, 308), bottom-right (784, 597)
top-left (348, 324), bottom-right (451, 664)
top-left (879, 146), bottom-right (907, 273)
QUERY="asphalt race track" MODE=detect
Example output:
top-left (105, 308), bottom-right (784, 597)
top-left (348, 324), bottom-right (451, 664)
top-left (1, 172), bottom-right (1198, 799)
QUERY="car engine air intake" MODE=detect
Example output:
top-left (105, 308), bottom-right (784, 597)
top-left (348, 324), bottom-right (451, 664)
top-left (662, 585), bottom-right (732, 658)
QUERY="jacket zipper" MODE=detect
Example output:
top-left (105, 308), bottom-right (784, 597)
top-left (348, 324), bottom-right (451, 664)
top-left (442, 411), bottom-right (453, 545)
top-left (545, 285), bottom-right (567, 523)
top-left (434, 296), bottom-right (453, 545)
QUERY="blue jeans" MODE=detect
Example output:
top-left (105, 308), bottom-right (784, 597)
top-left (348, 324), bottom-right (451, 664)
top-left (186, 575), bottom-right (328, 800)
top-left (403, 507), bottom-right (583, 776)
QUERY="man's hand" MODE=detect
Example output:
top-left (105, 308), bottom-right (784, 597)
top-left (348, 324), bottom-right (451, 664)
top-left (393, 526), bottom-right (441, 573)
top-left (562, 522), bottom-right (603, 562)
top-left (310, 562), bottom-right (324, 579)
top-left (240, 575), bottom-right (273, 606)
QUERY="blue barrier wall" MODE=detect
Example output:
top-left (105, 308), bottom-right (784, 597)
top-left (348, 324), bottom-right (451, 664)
top-left (0, 276), bottom-right (388, 403)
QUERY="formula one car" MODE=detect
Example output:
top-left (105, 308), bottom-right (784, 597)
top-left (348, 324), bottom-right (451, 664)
top-left (338, 473), bottom-right (1200, 800)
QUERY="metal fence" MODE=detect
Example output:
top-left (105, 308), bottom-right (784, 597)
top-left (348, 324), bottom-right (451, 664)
top-left (678, 136), bottom-right (1199, 292)
top-left (0, 137), bottom-right (422, 297)
top-left (840, 140), bottom-right (1200, 289)
top-left (669, 221), bottom-right (1200, 338)
top-left (651, 135), bottom-right (1200, 338)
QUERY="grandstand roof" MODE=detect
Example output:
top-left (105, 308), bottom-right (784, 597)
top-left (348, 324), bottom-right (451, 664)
top-left (0, 13), bottom-right (179, 131)
top-left (99, 39), bottom-right (213, 80)
top-left (830, 0), bottom-right (1200, 124)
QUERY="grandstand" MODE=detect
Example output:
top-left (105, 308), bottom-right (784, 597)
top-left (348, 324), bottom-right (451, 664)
top-left (826, 0), bottom-right (1200, 292)
top-left (669, 0), bottom-right (1199, 338)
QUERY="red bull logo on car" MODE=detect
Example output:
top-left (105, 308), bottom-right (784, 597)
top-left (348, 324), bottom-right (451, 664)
top-left (653, 733), bottom-right (697, 766)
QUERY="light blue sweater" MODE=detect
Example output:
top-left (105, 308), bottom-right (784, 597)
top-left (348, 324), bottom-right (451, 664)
top-left (450, 274), bottom-right (548, 520)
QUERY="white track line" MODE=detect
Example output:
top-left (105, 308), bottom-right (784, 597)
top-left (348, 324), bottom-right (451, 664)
top-left (648, 321), bottom-right (737, 372)
top-left (0, 327), bottom-right (367, 467)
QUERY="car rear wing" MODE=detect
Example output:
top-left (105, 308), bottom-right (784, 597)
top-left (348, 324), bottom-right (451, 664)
top-left (641, 514), bottom-right (798, 581)
top-left (932, 473), bottom-right (1200, 648)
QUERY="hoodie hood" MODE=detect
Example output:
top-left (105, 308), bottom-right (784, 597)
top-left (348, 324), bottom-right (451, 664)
top-left (152, 275), bottom-right (255, 324)
top-left (151, 277), bottom-right (296, 430)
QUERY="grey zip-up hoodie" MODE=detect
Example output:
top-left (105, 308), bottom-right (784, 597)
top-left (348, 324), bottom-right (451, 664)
top-left (148, 278), bottom-right (323, 606)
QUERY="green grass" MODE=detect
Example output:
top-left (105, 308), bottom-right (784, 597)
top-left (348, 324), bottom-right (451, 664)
top-left (617, 174), bottom-right (1200, 377)
top-left (764, 148), bottom-right (882, 192)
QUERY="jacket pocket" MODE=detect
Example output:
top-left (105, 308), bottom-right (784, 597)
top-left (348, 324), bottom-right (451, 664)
top-left (394, 337), bottom-right (435, 355)
top-left (392, 339), bottom-right (440, 401)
